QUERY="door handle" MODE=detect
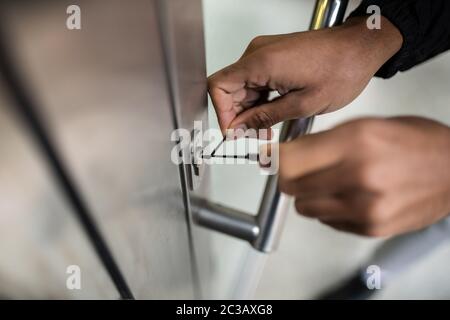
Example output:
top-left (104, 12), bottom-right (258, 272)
top-left (190, 118), bottom-right (313, 253)
top-left (191, 0), bottom-right (349, 253)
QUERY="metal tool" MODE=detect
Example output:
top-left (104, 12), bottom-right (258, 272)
top-left (200, 136), bottom-right (260, 161)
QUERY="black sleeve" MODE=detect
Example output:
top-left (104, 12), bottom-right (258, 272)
top-left (348, 0), bottom-right (450, 78)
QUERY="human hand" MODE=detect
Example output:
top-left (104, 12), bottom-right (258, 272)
top-left (208, 16), bottom-right (402, 136)
top-left (277, 117), bottom-right (450, 237)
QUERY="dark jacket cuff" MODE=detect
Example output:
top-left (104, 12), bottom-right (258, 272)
top-left (348, 0), bottom-right (420, 78)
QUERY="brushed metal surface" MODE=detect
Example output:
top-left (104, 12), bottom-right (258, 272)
top-left (0, 83), bottom-right (117, 299)
top-left (157, 0), bottom-right (208, 131)
top-left (1, 0), bottom-right (196, 298)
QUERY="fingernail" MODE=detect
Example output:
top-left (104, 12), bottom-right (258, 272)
top-left (230, 124), bottom-right (248, 139)
top-left (258, 128), bottom-right (272, 140)
top-left (225, 128), bottom-right (234, 140)
top-left (259, 143), bottom-right (272, 168)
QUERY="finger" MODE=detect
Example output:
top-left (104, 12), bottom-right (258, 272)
top-left (294, 191), bottom-right (392, 237)
top-left (325, 219), bottom-right (392, 237)
top-left (226, 126), bottom-right (274, 140)
top-left (208, 61), bottom-right (270, 133)
top-left (294, 196), bottom-right (350, 221)
top-left (322, 221), bottom-right (370, 235)
top-left (323, 193), bottom-right (390, 237)
top-left (229, 90), bottom-right (319, 130)
top-left (232, 87), bottom-right (264, 108)
top-left (278, 127), bottom-right (347, 181)
top-left (357, 192), bottom-right (446, 238)
top-left (279, 161), bottom-right (355, 197)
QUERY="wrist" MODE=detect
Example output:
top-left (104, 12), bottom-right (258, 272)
top-left (339, 16), bottom-right (403, 73)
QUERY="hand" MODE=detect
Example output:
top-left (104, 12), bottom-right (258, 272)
top-left (277, 117), bottom-right (450, 237)
top-left (208, 17), bottom-right (402, 135)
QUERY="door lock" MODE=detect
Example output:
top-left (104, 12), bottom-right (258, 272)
top-left (186, 128), bottom-right (204, 190)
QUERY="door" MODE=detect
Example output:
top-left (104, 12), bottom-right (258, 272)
top-left (0, 0), bottom-right (200, 299)
top-left (0, 79), bottom-right (118, 299)
top-left (0, 0), bottom-right (261, 299)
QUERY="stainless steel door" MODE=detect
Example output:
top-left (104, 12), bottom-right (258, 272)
top-left (0, 0), bottom-right (261, 299)
top-left (0, 83), bottom-right (117, 299)
top-left (0, 0), bottom-right (199, 298)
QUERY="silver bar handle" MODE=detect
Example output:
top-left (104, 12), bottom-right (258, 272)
top-left (192, 0), bottom-right (349, 253)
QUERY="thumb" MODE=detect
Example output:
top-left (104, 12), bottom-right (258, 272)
top-left (229, 90), bottom-right (319, 131)
top-left (278, 128), bottom-right (345, 181)
top-left (208, 60), bottom-right (266, 134)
